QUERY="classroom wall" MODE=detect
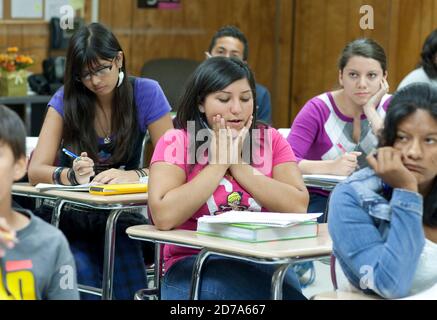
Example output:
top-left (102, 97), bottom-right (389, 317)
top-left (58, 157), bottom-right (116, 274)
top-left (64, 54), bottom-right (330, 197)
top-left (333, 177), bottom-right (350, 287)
top-left (2, 0), bottom-right (437, 129)
top-left (100, 0), bottom-right (437, 128)
top-left (291, 0), bottom-right (437, 122)
top-left (98, 0), bottom-right (293, 129)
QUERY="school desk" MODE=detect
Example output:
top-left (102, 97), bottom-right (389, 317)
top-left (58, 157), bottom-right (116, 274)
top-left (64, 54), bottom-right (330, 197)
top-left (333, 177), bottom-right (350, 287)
top-left (126, 223), bottom-right (332, 300)
top-left (12, 182), bottom-right (148, 300)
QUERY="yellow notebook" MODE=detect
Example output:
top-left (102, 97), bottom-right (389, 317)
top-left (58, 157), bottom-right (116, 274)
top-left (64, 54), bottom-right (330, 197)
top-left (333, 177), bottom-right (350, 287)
top-left (89, 183), bottom-right (148, 196)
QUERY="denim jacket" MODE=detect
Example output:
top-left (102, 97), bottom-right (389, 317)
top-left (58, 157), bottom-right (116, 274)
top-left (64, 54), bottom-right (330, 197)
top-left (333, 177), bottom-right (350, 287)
top-left (328, 167), bottom-right (425, 298)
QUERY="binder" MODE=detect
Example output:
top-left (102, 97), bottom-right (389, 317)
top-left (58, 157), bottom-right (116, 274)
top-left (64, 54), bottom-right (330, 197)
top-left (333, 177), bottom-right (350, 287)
top-left (197, 221), bottom-right (319, 242)
top-left (89, 183), bottom-right (148, 196)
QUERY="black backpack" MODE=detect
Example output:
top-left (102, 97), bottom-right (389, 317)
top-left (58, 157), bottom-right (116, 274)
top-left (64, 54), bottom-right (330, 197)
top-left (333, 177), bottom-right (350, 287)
top-left (28, 56), bottom-right (65, 95)
top-left (43, 56), bottom-right (66, 84)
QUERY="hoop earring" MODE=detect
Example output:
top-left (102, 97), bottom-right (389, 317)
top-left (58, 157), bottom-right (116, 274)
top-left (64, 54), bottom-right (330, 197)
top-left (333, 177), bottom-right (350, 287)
top-left (117, 70), bottom-right (125, 87)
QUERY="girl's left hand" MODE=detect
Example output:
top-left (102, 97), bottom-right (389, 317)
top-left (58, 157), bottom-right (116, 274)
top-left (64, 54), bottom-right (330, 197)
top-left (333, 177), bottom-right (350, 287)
top-left (91, 168), bottom-right (139, 184)
top-left (363, 78), bottom-right (389, 113)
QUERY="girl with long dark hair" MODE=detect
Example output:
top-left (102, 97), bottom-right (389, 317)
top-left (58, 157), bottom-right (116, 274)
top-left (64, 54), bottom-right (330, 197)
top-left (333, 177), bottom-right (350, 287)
top-left (329, 83), bottom-right (437, 298)
top-left (149, 57), bottom-right (309, 299)
top-left (28, 23), bottom-right (173, 299)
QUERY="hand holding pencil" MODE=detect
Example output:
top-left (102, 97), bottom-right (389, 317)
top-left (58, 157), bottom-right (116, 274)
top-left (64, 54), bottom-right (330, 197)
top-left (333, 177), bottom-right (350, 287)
top-left (331, 143), bottom-right (362, 176)
top-left (63, 149), bottom-right (95, 185)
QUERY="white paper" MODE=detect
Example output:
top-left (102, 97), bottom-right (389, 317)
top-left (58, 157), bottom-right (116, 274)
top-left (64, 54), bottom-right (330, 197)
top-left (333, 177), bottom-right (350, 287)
top-left (35, 182), bottom-right (95, 191)
top-left (11, 0), bottom-right (43, 18)
top-left (44, 0), bottom-right (69, 20)
top-left (198, 211), bottom-right (322, 227)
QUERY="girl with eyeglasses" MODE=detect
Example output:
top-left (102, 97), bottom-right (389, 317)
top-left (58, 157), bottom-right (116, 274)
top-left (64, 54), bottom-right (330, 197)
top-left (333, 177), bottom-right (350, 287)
top-left (28, 23), bottom-right (173, 299)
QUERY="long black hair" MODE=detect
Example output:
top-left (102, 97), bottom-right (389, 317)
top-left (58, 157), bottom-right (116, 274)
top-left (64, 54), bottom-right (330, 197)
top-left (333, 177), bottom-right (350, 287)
top-left (63, 22), bottom-right (138, 164)
top-left (175, 56), bottom-right (260, 165)
top-left (379, 83), bottom-right (437, 227)
top-left (419, 28), bottom-right (437, 79)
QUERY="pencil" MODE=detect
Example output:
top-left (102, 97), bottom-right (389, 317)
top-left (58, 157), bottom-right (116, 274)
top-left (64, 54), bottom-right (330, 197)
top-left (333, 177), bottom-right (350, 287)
top-left (62, 148), bottom-right (80, 160)
top-left (336, 143), bottom-right (348, 154)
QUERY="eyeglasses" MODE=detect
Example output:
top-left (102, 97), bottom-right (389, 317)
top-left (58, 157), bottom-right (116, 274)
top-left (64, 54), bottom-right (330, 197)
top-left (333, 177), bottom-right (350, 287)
top-left (77, 58), bottom-right (115, 82)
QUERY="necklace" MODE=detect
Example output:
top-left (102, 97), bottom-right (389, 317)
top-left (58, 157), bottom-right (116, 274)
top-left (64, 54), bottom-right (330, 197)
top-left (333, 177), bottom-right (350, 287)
top-left (96, 106), bottom-right (112, 144)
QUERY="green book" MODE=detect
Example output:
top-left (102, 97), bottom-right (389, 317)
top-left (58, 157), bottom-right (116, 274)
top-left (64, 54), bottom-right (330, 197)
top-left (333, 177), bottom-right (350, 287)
top-left (197, 221), bottom-right (318, 243)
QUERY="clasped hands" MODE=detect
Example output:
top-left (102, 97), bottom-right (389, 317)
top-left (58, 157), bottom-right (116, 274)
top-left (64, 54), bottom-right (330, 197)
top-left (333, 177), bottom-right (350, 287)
top-left (209, 114), bottom-right (253, 170)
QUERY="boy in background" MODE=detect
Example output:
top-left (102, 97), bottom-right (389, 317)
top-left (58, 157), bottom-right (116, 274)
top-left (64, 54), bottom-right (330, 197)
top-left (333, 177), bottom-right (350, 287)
top-left (206, 25), bottom-right (272, 125)
top-left (0, 105), bottom-right (79, 300)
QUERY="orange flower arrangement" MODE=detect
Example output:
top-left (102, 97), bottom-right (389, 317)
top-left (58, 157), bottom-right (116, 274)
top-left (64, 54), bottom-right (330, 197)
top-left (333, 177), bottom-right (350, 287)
top-left (0, 47), bottom-right (34, 72)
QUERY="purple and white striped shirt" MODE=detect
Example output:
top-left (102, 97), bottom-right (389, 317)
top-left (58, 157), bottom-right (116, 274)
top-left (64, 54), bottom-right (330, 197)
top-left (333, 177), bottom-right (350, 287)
top-left (287, 92), bottom-right (391, 169)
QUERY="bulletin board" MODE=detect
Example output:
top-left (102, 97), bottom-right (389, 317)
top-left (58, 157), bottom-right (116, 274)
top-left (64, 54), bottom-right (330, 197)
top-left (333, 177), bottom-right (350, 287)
top-left (0, 0), bottom-right (90, 22)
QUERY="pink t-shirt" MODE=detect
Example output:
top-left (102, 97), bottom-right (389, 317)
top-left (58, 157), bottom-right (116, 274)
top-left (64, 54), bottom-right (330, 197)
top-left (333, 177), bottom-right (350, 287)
top-left (150, 127), bottom-right (297, 270)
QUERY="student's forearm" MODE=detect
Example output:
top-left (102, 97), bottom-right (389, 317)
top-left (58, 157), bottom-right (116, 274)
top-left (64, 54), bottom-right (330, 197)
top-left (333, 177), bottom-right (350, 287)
top-left (298, 159), bottom-right (335, 175)
top-left (28, 164), bottom-right (71, 185)
top-left (364, 108), bottom-right (384, 134)
top-left (332, 187), bottom-right (424, 298)
top-left (230, 164), bottom-right (309, 212)
top-left (151, 165), bottom-right (228, 230)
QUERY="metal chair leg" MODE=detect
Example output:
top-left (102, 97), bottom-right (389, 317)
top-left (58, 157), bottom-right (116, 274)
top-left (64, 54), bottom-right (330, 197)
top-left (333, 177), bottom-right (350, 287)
top-left (134, 288), bottom-right (159, 300)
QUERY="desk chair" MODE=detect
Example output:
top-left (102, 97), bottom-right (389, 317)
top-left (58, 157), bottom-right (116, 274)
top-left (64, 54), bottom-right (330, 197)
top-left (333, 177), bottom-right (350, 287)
top-left (134, 243), bottom-right (163, 300)
top-left (321, 189), bottom-right (333, 223)
top-left (140, 58), bottom-right (199, 110)
top-left (293, 178), bottom-right (332, 288)
top-left (133, 206), bottom-right (163, 300)
top-left (139, 130), bottom-right (151, 169)
top-left (310, 254), bottom-right (380, 300)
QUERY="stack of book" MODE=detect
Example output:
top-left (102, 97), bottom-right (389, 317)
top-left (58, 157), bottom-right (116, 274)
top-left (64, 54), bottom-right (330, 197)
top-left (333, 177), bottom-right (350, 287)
top-left (197, 211), bottom-right (322, 243)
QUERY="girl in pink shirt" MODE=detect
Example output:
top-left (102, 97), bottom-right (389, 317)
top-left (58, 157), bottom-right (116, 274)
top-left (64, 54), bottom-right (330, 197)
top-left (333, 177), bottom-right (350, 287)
top-left (149, 57), bottom-right (309, 300)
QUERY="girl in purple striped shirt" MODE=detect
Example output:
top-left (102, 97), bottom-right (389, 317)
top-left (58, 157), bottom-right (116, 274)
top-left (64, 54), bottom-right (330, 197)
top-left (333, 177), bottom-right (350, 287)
top-left (287, 38), bottom-right (392, 220)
